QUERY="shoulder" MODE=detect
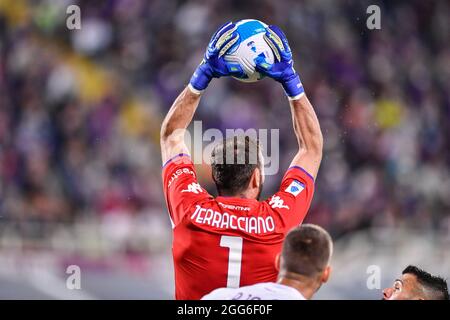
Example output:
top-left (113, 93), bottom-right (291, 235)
top-left (201, 287), bottom-right (238, 300)
top-left (264, 283), bottom-right (306, 300)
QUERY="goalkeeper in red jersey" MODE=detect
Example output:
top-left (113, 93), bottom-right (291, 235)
top-left (160, 21), bottom-right (323, 299)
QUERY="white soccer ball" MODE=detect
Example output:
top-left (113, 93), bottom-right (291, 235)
top-left (224, 19), bottom-right (275, 83)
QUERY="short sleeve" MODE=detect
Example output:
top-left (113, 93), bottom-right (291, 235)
top-left (162, 154), bottom-right (211, 227)
top-left (264, 166), bottom-right (315, 232)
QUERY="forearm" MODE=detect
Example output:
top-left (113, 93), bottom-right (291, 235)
top-left (160, 87), bottom-right (201, 163)
top-left (159, 22), bottom-right (238, 164)
top-left (289, 94), bottom-right (323, 177)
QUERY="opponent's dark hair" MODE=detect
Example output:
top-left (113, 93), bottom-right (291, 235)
top-left (211, 135), bottom-right (262, 196)
top-left (281, 224), bottom-right (333, 278)
top-left (402, 265), bottom-right (449, 300)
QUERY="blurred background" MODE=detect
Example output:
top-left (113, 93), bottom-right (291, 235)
top-left (0, 0), bottom-right (449, 299)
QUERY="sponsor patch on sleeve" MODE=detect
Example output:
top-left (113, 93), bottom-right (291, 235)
top-left (284, 180), bottom-right (305, 197)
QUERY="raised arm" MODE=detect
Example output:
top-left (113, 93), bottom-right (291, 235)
top-left (256, 25), bottom-right (323, 179)
top-left (160, 88), bottom-right (201, 164)
top-left (288, 95), bottom-right (323, 179)
top-left (160, 21), bottom-right (242, 164)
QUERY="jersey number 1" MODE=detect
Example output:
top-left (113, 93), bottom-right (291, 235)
top-left (220, 236), bottom-right (243, 288)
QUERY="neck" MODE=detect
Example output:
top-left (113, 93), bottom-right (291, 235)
top-left (221, 189), bottom-right (257, 200)
top-left (238, 189), bottom-right (256, 199)
top-left (277, 272), bottom-right (321, 300)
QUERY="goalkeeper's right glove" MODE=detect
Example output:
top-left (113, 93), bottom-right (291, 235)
top-left (189, 21), bottom-right (244, 94)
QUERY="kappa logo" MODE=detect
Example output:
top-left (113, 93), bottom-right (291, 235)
top-left (285, 180), bottom-right (305, 197)
top-left (269, 195), bottom-right (289, 209)
top-left (181, 182), bottom-right (203, 194)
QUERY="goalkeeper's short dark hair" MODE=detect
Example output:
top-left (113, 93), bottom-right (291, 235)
top-left (281, 224), bottom-right (333, 278)
top-left (211, 135), bottom-right (262, 196)
top-left (402, 265), bottom-right (449, 300)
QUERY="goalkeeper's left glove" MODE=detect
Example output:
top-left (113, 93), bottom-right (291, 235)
top-left (255, 25), bottom-right (304, 100)
top-left (189, 21), bottom-right (244, 94)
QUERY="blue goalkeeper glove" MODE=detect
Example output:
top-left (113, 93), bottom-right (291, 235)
top-left (189, 21), bottom-right (244, 93)
top-left (255, 25), bottom-right (304, 99)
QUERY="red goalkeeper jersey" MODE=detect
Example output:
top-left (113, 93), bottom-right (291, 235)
top-left (162, 154), bottom-right (315, 300)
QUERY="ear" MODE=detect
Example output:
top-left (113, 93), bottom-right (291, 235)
top-left (250, 167), bottom-right (261, 189)
top-left (274, 253), bottom-right (281, 272)
top-left (321, 266), bottom-right (332, 284)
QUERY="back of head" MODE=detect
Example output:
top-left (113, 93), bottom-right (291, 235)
top-left (402, 265), bottom-right (449, 300)
top-left (211, 135), bottom-right (262, 196)
top-left (281, 224), bottom-right (333, 278)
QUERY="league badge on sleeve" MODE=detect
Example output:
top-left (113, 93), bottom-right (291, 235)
top-left (285, 180), bottom-right (305, 197)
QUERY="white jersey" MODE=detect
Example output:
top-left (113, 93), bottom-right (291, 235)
top-left (201, 282), bottom-right (306, 300)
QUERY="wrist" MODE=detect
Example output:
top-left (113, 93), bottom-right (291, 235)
top-left (282, 73), bottom-right (304, 99)
top-left (187, 83), bottom-right (203, 95)
top-left (189, 63), bottom-right (213, 92)
top-left (287, 91), bottom-right (305, 100)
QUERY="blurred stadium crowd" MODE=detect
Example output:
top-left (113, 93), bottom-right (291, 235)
top-left (1, 0), bottom-right (450, 254)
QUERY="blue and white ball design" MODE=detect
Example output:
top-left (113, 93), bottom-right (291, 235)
top-left (224, 19), bottom-right (275, 83)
